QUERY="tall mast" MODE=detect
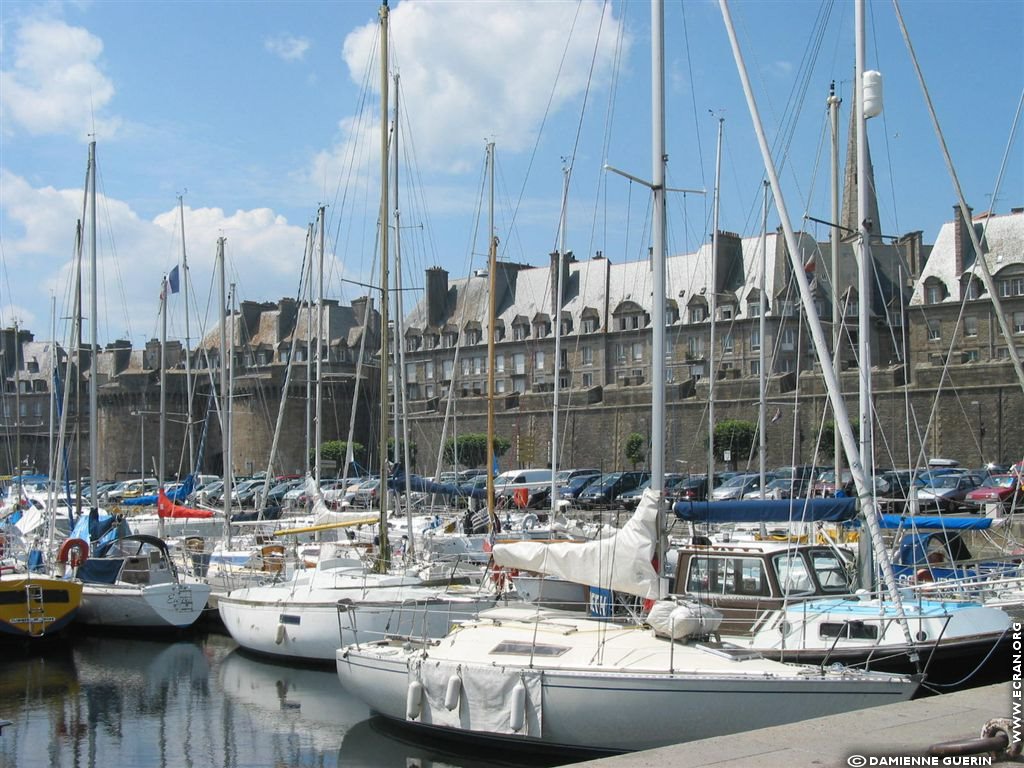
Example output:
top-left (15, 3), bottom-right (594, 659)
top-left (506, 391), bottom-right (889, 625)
top-left (315, 205), bottom-right (325, 488)
top-left (158, 274), bottom-right (168, 540)
top-left (88, 140), bottom-right (98, 512)
top-left (179, 195), bottom-right (195, 473)
top-left (13, 321), bottom-right (21, 496)
top-left (550, 161), bottom-right (569, 515)
top-left (719, 0), bottom-right (918, 659)
top-left (217, 236), bottom-right (232, 547)
top-left (392, 72), bottom-right (414, 545)
top-left (485, 143), bottom-right (497, 528)
top-left (304, 222), bottom-right (314, 482)
top-left (376, 0), bottom-right (391, 571)
top-left (829, 82), bottom-right (843, 488)
top-left (650, 0), bottom-right (666, 496)
top-left (855, 0), bottom-right (874, 481)
top-left (707, 118), bottom-right (723, 479)
top-left (758, 182), bottom-right (768, 493)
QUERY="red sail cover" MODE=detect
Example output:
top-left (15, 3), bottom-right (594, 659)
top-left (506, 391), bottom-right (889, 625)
top-left (158, 489), bottom-right (214, 518)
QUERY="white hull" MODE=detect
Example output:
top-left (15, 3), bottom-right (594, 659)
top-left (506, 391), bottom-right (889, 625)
top-left (336, 606), bottom-right (917, 753)
top-left (218, 575), bottom-right (499, 662)
top-left (77, 581), bottom-right (211, 629)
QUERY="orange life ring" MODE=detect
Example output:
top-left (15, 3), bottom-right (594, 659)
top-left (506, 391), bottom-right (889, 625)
top-left (57, 538), bottom-right (89, 568)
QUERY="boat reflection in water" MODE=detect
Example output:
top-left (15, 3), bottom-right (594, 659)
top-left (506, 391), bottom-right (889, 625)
top-left (339, 716), bottom-right (589, 768)
top-left (0, 632), bottom-right (581, 768)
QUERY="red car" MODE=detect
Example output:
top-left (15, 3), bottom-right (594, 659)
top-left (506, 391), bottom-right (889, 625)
top-left (966, 473), bottom-right (1023, 508)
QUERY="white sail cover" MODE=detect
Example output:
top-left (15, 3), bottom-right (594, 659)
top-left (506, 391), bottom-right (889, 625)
top-left (492, 487), bottom-right (662, 600)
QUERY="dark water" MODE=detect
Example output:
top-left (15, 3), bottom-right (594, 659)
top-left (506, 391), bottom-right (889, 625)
top-left (0, 632), bottom-right (579, 768)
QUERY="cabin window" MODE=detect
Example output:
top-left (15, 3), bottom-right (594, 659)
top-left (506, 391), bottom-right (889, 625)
top-left (686, 556), bottom-right (768, 597)
top-left (819, 621), bottom-right (878, 641)
top-left (809, 550), bottom-right (850, 592)
top-left (772, 553), bottom-right (814, 595)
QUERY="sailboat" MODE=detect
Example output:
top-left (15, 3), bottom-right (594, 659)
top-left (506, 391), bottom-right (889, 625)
top-left (335, 1), bottom-right (919, 753)
top-left (64, 140), bottom-right (210, 631)
top-left (217, 4), bottom-right (500, 663)
top-left (0, 312), bottom-right (82, 639)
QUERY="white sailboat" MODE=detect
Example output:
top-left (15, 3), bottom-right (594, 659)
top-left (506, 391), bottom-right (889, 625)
top-left (335, 1), bottom-right (919, 753)
top-left (217, 3), bottom-right (499, 662)
top-left (69, 140), bottom-right (210, 630)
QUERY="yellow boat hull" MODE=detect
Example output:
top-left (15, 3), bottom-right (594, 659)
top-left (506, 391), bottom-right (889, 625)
top-left (0, 575), bottom-right (82, 639)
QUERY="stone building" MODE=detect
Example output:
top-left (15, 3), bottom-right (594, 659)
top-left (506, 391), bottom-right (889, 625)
top-left (0, 296), bottom-right (381, 484)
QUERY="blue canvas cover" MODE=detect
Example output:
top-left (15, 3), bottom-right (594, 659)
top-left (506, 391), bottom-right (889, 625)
top-left (879, 514), bottom-right (993, 530)
top-left (673, 497), bottom-right (858, 523)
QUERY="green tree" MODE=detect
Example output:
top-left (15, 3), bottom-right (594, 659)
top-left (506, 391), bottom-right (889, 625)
top-left (624, 432), bottom-right (646, 469)
top-left (714, 419), bottom-right (757, 470)
top-left (313, 440), bottom-right (365, 476)
top-left (443, 433), bottom-right (510, 469)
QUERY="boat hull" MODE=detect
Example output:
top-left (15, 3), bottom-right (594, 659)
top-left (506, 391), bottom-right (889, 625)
top-left (337, 645), bottom-right (916, 753)
top-left (0, 575), bottom-right (82, 639)
top-left (77, 582), bottom-right (210, 629)
top-left (218, 585), bottom-right (498, 663)
top-left (335, 607), bottom-right (918, 753)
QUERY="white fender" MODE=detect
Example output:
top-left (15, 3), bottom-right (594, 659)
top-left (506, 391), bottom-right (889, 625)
top-left (444, 674), bottom-right (461, 711)
top-left (275, 624), bottom-right (286, 645)
top-left (509, 680), bottom-right (526, 732)
top-left (406, 680), bottom-right (423, 720)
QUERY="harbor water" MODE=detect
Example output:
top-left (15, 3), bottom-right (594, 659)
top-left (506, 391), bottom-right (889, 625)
top-left (0, 630), bottom-right (581, 768)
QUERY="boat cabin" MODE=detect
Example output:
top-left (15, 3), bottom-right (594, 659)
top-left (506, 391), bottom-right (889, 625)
top-left (671, 541), bottom-right (855, 634)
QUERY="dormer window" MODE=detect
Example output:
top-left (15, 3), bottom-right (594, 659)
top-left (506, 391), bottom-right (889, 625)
top-left (689, 305), bottom-right (707, 323)
top-left (925, 281), bottom-right (946, 304)
top-left (425, 332), bottom-right (439, 350)
top-left (443, 331), bottom-right (458, 348)
top-left (512, 319), bottom-right (529, 341)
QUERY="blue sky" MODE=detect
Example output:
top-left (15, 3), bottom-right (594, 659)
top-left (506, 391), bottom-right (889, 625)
top-left (1, 0), bottom-right (1020, 350)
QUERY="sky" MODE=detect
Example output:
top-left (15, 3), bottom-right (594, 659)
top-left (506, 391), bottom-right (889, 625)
top-left (1, 0), bottom-right (1021, 351)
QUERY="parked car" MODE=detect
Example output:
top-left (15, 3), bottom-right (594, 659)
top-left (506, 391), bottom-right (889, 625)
top-left (710, 473), bottom-right (776, 501)
top-left (554, 468), bottom-right (601, 483)
top-left (810, 469), bottom-right (855, 498)
top-left (743, 477), bottom-right (808, 500)
top-left (260, 478), bottom-right (304, 507)
top-left (666, 474), bottom-right (711, 503)
top-left (344, 477), bottom-right (381, 508)
top-left (558, 473), bottom-right (601, 502)
top-left (195, 480), bottom-right (223, 506)
top-left (916, 473), bottom-right (983, 512)
top-left (576, 471), bottom-right (650, 509)
top-left (965, 473), bottom-right (1023, 509)
top-left (616, 474), bottom-right (686, 508)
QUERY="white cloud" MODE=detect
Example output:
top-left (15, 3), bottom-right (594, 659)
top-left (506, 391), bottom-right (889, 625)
top-left (264, 34), bottom-right (311, 62)
top-left (314, 0), bottom-right (627, 185)
top-left (2, 171), bottom-right (314, 346)
top-left (0, 17), bottom-right (121, 138)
